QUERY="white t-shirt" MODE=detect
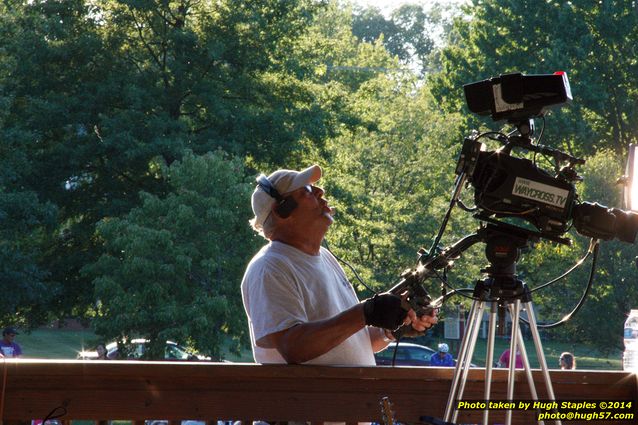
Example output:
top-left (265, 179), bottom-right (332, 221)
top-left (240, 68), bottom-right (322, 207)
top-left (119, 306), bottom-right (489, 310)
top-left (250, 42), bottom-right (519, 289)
top-left (241, 241), bottom-right (376, 366)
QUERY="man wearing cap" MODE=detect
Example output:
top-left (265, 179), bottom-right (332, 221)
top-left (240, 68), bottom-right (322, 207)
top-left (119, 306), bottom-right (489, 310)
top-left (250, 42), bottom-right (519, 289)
top-left (430, 343), bottom-right (454, 367)
top-left (241, 165), bottom-right (437, 365)
top-left (0, 327), bottom-right (23, 358)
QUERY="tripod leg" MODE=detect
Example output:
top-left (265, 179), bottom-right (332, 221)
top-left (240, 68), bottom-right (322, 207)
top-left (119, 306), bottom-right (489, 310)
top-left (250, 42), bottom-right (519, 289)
top-left (504, 299), bottom-right (522, 425)
top-left (443, 300), bottom-right (477, 421)
top-left (515, 324), bottom-right (537, 396)
top-left (515, 326), bottom-right (546, 425)
top-left (524, 301), bottom-right (562, 425)
top-left (444, 299), bottom-right (484, 422)
top-left (510, 306), bottom-right (545, 425)
top-left (451, 300), bottom-right (486, 424)
top-left (482, 301), bottom-right (498, 425)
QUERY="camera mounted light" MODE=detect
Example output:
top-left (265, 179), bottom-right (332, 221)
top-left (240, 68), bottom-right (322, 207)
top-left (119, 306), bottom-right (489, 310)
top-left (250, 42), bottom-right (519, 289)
top-left (463, 71), bottom-right (572, 122)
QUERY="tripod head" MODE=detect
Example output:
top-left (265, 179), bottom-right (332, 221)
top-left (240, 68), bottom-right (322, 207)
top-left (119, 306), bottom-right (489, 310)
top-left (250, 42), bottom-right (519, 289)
top-left (474, 223), bottom-right (535, 303)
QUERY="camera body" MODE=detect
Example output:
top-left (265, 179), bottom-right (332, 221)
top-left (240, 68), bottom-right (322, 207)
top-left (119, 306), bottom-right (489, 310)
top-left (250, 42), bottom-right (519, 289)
top-left (470, 146), bottom-right (576, 237)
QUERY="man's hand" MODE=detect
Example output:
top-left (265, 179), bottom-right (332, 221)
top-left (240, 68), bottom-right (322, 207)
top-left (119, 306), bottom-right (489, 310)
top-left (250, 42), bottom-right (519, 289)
top-left (392, 308), bottom-right (438, 338)
top-left (406, 308), bottom-right (438, 332)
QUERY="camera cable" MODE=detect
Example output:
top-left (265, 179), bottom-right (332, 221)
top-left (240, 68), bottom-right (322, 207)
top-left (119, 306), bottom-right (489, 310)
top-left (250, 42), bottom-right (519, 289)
top-left (529, 238), bottom-right (598, 294)
top-left (322, 239), bottom-right (408, 365)
top-left (323, 239), bottom-right (452, 366)
top-left (525, 239), bottom-right (600, 329)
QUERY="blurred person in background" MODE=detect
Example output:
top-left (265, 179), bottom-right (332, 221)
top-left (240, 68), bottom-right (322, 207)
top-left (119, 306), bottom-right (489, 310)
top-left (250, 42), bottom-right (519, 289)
top-left (96, 343), bottom-right (109, 360)
top-left (0, 327), bottom-right (22, 358)
top-left (498, 347), bottom-right (523, 369)
top-left (430, 343), bottom-right (454, 366)
top-left (559, 351), bottom-right (576, 370)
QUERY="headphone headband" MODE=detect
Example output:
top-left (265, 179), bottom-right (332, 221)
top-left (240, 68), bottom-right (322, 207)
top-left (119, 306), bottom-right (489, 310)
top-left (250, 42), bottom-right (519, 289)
top-left (257, 174), bottom-right (284, 202)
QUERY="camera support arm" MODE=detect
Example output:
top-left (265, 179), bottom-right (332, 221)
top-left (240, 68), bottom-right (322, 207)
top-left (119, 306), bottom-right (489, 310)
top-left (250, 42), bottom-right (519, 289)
top-left (388, 231), bottom-right (484, 338)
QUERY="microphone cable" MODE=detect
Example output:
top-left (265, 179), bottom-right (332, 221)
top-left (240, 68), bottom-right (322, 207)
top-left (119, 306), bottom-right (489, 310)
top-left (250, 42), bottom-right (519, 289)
top-left (322, 238), bottom-right (376, 295)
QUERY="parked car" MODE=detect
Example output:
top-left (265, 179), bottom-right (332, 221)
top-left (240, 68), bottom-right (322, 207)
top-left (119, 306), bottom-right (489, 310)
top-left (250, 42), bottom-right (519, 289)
top-left (77, 339), bottom-right (211, 361)
top-left (374, 342), bottom-right (436, 366)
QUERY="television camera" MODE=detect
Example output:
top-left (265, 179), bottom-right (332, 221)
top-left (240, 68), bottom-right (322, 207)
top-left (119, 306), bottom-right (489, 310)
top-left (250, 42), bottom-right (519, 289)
top-left (390, 71), bottom-right (638, 329)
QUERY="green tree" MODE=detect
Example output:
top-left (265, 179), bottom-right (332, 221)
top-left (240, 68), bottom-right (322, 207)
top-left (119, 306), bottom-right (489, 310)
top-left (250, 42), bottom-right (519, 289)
top-left (0, 0), bottom-right (100, 326)
top-left (0, 185), bottom-right (57, 327)
top-left (0, 0), bottom-right (334, 327)
top-left (313, 72), bottom-right (470, 292)
top-left (83, 151), bottom-right (257, 358)
top-left (352, 2), bottom-right (457, 75)
top-left (294, 1), bottom-right (483, 318)
top-left (96, 0), bottom-right (331, 162)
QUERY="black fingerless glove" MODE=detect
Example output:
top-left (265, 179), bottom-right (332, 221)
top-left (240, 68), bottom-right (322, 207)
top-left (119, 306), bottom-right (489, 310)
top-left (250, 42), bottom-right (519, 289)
top-left (362, 293), bottom-right (407, 330)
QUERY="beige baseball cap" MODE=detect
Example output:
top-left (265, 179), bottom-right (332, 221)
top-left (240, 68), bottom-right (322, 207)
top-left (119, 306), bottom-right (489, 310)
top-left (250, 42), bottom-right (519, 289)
top-left (251, 164), bottom-right (322, 231)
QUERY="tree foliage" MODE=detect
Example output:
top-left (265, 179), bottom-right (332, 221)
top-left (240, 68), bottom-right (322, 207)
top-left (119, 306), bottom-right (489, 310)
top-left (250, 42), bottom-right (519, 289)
top-left (323, 83), bottom-right (465, 288)
top-left (352, 1), bottom-right (458, 75)
top-left (0, 0), bottom-right (330, 333)
top-left (83, 151), bottom-right (257, 358)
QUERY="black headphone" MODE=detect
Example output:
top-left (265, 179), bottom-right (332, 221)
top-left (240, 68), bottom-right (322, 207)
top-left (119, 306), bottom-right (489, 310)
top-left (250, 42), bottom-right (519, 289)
top-left (256, 174), bottom-right (298, 218)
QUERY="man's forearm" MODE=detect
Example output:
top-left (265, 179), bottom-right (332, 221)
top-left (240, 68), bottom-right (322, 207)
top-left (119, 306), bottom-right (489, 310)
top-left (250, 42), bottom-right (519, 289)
top-left (275, 303), bottom-right (367, 364)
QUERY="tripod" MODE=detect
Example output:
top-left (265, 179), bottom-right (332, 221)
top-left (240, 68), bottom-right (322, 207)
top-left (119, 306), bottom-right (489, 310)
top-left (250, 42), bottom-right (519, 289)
top-left (441, 227), bottom-right (561, 425)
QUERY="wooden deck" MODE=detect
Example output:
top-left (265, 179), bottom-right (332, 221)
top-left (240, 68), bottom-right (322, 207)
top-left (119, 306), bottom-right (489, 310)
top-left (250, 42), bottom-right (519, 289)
top-left (1, 360), bottom-right (636, 424)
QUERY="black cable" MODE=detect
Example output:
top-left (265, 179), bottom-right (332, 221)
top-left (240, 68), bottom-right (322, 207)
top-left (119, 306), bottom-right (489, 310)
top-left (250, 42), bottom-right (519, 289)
top-left (533, 116), bottom-right (546, 166)
top-left (323, 240), bottom-right (406, 367)
top-left (431, 269), bottom-right (477, 301)
top-left (390, 339), bottom-right (400, 366)
top-left (525, 241), bottom-right (600, 329)
top-left (529, 238), bottom-right (597, 293)
top-left (322, 239), bottom-right (376, 294)
top-left (42, 405), bottom-right (67, 424)
top-left (479, 131), bottom-right (508, 143)
top-left (536, 115), bottom-right (546, 145)
top-left (323, 238), bottom-right (441, 367)
top-left (456, 199), bottom-right (478, 213)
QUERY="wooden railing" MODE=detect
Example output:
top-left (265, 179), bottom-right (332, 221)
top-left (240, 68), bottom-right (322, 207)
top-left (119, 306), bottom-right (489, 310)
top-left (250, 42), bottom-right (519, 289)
top-left (1, 359), bottom-right (636, 425)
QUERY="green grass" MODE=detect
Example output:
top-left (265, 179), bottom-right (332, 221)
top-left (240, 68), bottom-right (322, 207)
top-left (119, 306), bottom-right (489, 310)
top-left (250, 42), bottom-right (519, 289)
top-left (18, 328), bottom-right (101, 359)
top-left (433, 337), bottom-right (623, 370)
top-left (18, 327), bottom-right (256, 362)
top-left (18, 328), bottom-right (623, 370)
